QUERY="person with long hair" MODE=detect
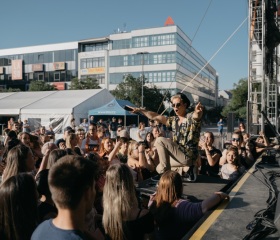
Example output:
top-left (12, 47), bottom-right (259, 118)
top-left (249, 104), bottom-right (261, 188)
top-left (65, 133), bottom-right (82, 156)
top-left (127, 140), bottom-right (156, 180)
top-left (2, 144), bottom-right (35, 183)
top-left (220, 146), bottom-right (245, 181)
top-left (102, 163), bottom-right (154, 240)
top-left (149, 170), bottom-right (228, 240)
top-left (198, 131), bottom-right (222, 177)
top-left (0, 173), bottom-right (38, 240)
top-left (99, 137), bottom-right (120, 165)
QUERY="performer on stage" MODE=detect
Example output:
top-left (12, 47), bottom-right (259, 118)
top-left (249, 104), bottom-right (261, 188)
top-left (129, 92), bottom-right (203, 181)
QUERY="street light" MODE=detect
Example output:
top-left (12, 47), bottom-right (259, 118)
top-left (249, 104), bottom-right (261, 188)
top-left (136, 52), bottom-right (149, 107)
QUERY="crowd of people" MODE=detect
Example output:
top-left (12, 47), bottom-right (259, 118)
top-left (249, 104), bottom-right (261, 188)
top-left (0, 92), bottom-right (274, 240)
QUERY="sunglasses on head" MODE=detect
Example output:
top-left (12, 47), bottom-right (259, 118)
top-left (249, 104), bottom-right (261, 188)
top-left (171, 103), bottom-right (181, 108)
top-left (232, 138), bottom-right (240, 142)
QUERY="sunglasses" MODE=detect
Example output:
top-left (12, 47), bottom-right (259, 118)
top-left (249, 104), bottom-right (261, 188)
top-left (171, 103), bottom-right (181, 108)
top-left (232, 138), bottom-right (240, 142)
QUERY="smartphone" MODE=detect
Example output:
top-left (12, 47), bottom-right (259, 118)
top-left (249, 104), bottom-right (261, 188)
top-left (124, 105), bottom-right (134, 111)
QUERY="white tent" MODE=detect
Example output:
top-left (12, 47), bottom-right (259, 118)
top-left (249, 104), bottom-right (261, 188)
top-left (0, 89), bottom-right (114, 133)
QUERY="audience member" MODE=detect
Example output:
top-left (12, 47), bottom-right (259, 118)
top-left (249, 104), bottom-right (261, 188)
top-left (198, 132), bottom-right (221, 177)
top-left (102, 163), bottom-right (154, 240)
top-left (220, 146), bottom-right (245, 181)
top-left (149, 170), bottom-right (228, 240)
top-left (2, 144), bottom-right (35, 183)
top-left (137, 122), bottom-right (147, 142)
top-left (31, 155), bottom-right (99, 240)
top-left (35, 169), bottom-right (57, 223)
top-left (109, 117), bottom-right (118, 139)
top-left (0, 173), bottom-right (38, 240)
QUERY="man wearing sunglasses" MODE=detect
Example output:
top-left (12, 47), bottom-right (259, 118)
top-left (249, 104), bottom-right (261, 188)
top-left (130, 92), bottom-right (203, 181)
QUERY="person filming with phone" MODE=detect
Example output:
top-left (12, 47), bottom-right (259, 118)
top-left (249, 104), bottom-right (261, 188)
top-left (127, 92), bottom-right (204, 182)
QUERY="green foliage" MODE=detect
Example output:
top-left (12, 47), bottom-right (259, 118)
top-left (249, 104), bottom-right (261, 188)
top-left (111, 74), bottom-right (166, 113)
top-left (28, 81), bottom-right (56, 91)
top-left (0, 88), bottom-right (21, 92)
top-left (69, 77), bottom-right (101, 90)
top-left (222, 78), bottom-right (248, 118)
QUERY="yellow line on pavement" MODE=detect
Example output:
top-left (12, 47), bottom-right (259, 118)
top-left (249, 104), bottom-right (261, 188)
top-left (190, 166), bottom-right (255, 240)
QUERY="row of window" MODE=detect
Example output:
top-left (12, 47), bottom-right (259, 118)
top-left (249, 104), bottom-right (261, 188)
top-left (109, 51), bottom-right (215, 84)
top-left (112, 33), bottom-right (176, 50)
top-left (81, 43), bottom-right (108, 52)
top-left (109, 71), bottom-right (176, 84)
top-left (80, 57), bottom-right (105, 69)
top-left (0, 49), bottom-right (77, 66)
top-left (0, 70), bottom-right (76, 82)
top-left (110, 52), bottom-right (176, 67)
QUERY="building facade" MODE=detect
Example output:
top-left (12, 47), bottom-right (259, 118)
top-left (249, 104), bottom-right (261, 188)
top-left (0, 25), bottom-right (218, 108)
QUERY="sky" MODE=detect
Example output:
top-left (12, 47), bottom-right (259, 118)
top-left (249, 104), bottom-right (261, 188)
top-left (0, 0), bottom-right (249, 90)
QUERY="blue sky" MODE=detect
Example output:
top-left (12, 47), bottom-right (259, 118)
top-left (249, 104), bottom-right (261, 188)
top-left (0, 0), bottom-right (248, 90)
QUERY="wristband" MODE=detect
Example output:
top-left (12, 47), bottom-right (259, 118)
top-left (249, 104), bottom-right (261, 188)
top-left (139, 151), bottom-right (144, 153)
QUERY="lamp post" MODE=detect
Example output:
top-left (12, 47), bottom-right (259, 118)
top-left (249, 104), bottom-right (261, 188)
top-left (136, 52), bottom-right (149, 107)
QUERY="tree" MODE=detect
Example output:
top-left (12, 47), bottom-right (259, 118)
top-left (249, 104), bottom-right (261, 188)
top-left (29, 81), bottom-right (56, 91)
top-left (69, 77), bottom-right (101, 90)
top-left (222, 78), bottom-right (248, 118)
top-left (111, 74), bottom-right (166, 113)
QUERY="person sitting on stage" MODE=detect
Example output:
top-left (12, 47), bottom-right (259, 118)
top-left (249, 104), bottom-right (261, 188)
top-left (102, 163), bottom-right (155, 240)
top-left (148, 170), bottom-right (228, 240)
top-left (129, 92), bottom-right (203, 182)
top-left (220, 146), bottom-right (245, 181)
top-left (198, 131), bottom-right (222, 177)
top-left (220, 131), bottom-right (254, 169)
top-left (144, 131), bottom-right (159, 167)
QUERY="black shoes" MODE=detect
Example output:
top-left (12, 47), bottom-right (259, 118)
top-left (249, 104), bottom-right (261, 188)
top-left (182, 165), bottom-right (197, 182)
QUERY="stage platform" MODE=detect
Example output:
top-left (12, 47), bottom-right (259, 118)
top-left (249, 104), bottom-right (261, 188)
top-left (137, 156), bottom-right (280, 239)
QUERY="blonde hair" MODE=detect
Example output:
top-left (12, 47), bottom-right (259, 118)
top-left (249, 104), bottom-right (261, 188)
top-left (102, 164), bottom-right (138, 240)
top-left (127, 140), bottom-right (138, 157)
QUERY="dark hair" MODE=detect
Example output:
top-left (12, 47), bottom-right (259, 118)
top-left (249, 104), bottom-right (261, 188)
top-left (47, 149), bottom-right (68, 169)
top-left (36, 169), bottom-right (51, 197)
top-left (48, 155), bottom-right (98, 209)
top-left (7, 130), bottom-right (17, 139)
top-left (175, 92), bottom-right (190, 108)
top-left (0, 173), bottom-right (38, 240)
top-left (2, 144), bottom-right (32, 182)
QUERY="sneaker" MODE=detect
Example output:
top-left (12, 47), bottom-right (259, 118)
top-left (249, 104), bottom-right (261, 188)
top-left (182, 165), bottom-right (197, 182)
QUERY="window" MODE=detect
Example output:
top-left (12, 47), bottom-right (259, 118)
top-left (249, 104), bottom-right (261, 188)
top-left (54, 73), bottom-right (60, 81)
top-left (38, 73), bottom-right (44, 81)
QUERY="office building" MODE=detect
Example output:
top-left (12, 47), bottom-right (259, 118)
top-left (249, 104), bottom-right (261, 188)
top-left (0, 24), bottom-right (218, 108)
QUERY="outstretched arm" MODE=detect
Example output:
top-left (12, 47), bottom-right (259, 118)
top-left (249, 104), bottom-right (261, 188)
top-left (130, 107), bottom-right (168, 125)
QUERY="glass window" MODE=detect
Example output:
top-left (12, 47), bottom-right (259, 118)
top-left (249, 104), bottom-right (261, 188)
top-left (54, 72), bottom-right (60, 81)
top-left (87, 59), bottom-right (93, 68)
top-left (38, 73), bottom-right (44, 81)
top-left (61, 71), bottom-right (66, 82)
top-left (81, 59), bottom-right (87, 69)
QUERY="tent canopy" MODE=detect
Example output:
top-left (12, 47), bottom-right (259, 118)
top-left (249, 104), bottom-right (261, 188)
top-left (88, 99), bottom-right (137, 116)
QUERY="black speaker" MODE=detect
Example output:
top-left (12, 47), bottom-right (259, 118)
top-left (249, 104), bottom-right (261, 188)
top-left (264, 123), bottom-right (276, 138)
top-left (227, 113), bottom-right (235, 133)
